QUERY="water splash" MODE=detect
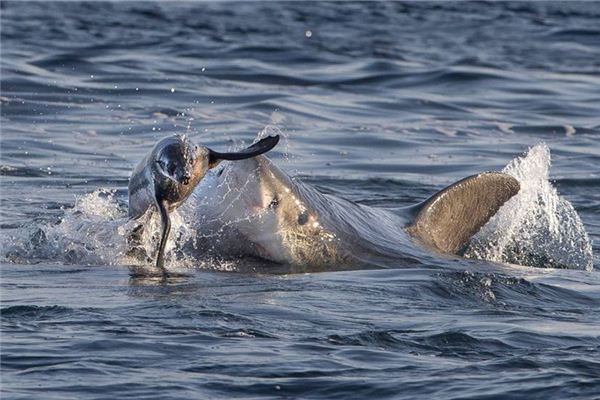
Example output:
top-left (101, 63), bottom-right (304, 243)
top-left (464, 144), bottom-right (593, 270)
top-left (0, 125), bottom-right (291, 272)
top-left (1, 189), bottom-right (122, 265)
top-left (0, 189), bottom-right (199, 271)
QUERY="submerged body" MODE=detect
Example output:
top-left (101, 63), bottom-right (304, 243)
top-left (179, 155), bottom-right (519, 270)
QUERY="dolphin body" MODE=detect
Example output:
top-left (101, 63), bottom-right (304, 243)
top-left (159, 142), bottom-right (519, 272)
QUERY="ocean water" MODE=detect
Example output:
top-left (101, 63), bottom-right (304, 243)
top-left (2, 2), bottom-right (600, 399)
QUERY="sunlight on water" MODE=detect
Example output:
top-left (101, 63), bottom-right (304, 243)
top-left (464, 144), bottom-right (594, 270)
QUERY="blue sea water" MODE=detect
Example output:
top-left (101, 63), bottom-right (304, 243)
top-left (1, 1), bottom-right (600, 399)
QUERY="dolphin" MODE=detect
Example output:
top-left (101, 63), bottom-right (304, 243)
top-left (185, 155), bottom-right (520, 270)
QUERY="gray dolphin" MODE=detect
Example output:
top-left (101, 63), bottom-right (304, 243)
top-left (185, 154), bottom-right (519, 270)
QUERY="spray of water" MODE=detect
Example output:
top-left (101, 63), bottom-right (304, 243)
top-left (1, 119), bottom-right (294, 271)
top-left (464, 144), bottom-right (593, 271)
top-left (0, 189), bottom-right (202, 270)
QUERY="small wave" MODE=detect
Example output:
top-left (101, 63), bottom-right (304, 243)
top-left (432, 270), bottom-right (599, 310)
top-left (0, 305), bottom-right (73, 321)
top-left (322, 329), bottom-right (517, 361)
top-left (326, 330), bottom-right (404, 349)
top-left (417, 331), bottom-right (515, 359)
top-left (548, 28), bottom-right (600, 37)
top-left (221, 328), bottom-right (278, 339)
top-left (0, 165), bottom-right (48, 177)
top-left (464, 144), bottom-right (594, 270)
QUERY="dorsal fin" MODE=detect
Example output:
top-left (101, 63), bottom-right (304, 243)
top-left (407, 172), bottom-right (520, 254)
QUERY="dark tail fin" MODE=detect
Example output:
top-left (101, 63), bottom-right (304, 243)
top-left (208, 135), bottom-right (279, 167)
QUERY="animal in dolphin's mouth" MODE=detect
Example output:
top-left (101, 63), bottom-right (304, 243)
top-left (127, 134), bottom-right (520, 274)
top-left (127, 134), bottom-right (280, 273)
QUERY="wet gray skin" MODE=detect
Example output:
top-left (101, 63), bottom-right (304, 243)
top-left (127, 134), bottom-right (280, 273)
top-left (188, 156), bottom-right (520, 272)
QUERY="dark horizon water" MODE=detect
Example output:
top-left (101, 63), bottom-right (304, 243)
top-left (2, 2), bottom-right (600, 399)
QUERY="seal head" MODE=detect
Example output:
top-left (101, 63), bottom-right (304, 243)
top-left (151, 135), bottom-right (208, 211)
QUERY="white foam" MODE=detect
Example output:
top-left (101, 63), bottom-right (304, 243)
top-left (1, 189), bottom-right (206, 271)
top-left (464, 143), bottom-right (593, 270)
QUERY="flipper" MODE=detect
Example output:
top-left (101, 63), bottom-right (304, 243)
top-left (407, 172), bottom-right (520, 254)
top-left (208, 135), bottom-right (280, 167)
top-left (130, 134), bottom-right (281, 273)
top-left (155, 198), bottom-right (171, 272)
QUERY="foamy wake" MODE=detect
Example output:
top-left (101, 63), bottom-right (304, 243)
top-left (0, 189), bottom-right (209, 271)
top-left (464, 144), bottom-right (594, 271)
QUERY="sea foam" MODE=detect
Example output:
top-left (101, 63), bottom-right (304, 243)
top-left (464, 144), bottom-right (593, 271)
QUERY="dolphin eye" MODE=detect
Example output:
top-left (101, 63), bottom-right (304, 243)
top-left (268, 196), bottom-right (279, 209)
top-left (297, 211), bottom-right (309, 225)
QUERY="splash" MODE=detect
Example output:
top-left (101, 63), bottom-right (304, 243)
top-left (0, 189), bottom-right (200, 270)
top-left (0, 124), bottom-right (290, 272)
top-left (1, 189), bottom-right (122, 265)
top-left (464, 144), bottom-right (593, 270)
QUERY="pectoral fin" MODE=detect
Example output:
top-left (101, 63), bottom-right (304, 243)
top-left (407, 172), bottom-right (520, 254)
top-left (155, 198), bottom-right (171, 273)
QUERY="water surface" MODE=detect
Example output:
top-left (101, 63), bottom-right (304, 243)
top-left (2, 2), bottom-right (600, 399)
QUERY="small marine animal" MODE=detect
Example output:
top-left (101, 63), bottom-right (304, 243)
top-left (127, 134), bottom-right (280, 272)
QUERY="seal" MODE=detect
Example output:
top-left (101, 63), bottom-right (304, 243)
top-left (128, 134), bottom-right (280, 272)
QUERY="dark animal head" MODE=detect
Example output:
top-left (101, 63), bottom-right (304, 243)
top-left (144, 134), bottom-right (280, 273)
